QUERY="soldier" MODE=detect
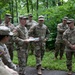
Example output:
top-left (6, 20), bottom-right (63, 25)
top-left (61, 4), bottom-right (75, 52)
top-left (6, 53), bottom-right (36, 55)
top-left (13, 15), bottom-right (29, 75)
top-left (1, 13), bottom-right (15, 60)
top-left (63, 19), bottom-right (75, 75)
top-left (0, 26), bottom-right (18, 75)
top-left (26, 13), bottom-right (37, 30)
top-left (29, 15), bottom-right (50, 75)
top-left (26, 13), bottom-right (38, 55)
top-left (0, 25), bottom-right (17, 71)
top-left (54, 17), bottom-right (68, 60)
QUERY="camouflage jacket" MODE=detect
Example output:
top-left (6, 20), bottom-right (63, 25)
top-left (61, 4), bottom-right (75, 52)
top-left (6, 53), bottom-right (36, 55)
top-left (1, 21), bottom-right (15, 31)
top-left (0, 42), bottom-right (16, 69)
top-left (63, 27), bottom-right (75, 51)
top-left (56, 23), bottom-right (68, 42)
top-left (1, 21), bottom-right (15, 45)
top-left (29, 23), bottom-right (50, 41)
top-left (26, 20), bottom-right (38, 30)
top-left (13, 25), bottom-right (28, 46)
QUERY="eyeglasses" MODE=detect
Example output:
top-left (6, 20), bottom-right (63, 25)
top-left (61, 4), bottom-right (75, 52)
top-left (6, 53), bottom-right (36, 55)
top-left (67, 22), bottom-right (72, 24)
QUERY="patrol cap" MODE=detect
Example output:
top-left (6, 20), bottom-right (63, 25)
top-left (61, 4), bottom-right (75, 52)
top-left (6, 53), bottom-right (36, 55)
top-left (67, 19), bottom-right (75, 24)
top-left (28, 13), bottom-right (33, 17)
top-left (62, 17), bottom-right (68, 21)
top-left (19, 15), bottom-right (27, 20)
top-left (0, 26), bottom-right (13, 36)
top-left (5, 13), bottom-right (12, 19)
top-left (38, 15), bottom-right (44, 20)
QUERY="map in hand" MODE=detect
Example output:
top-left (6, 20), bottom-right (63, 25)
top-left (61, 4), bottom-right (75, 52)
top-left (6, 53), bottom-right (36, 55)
top-left (25, 37), bottom-right (39, 42)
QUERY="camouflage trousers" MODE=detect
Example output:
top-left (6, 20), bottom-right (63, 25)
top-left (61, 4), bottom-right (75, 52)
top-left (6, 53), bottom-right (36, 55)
top-left (66, 51), bottom-right (75, 71)
top-left (7, 44), bottom-right (14, 60)
top-left (28, 42), bottom-right (35, 54)
top-left (17, 47), bottom-right (28, 75)
top-left (55, 42), bottom-right (65, 59)
top-left (34, 42), bottom-right (46, 66)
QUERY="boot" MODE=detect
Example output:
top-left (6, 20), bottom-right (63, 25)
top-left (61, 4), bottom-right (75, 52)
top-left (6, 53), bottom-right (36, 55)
top-left (68, 69), bottom-right (72, 75)
top-left (37, 65), bottom-right (42, 75)
top-left (68, 71), bottom-right (72, 75)
top-left (41, 67), bottom-right (45, 70)
top-left (36, 66), bottom-right (45, 70)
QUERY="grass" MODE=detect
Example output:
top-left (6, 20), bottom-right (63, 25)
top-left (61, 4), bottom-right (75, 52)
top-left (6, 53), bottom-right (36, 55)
top-left (13, 50), bottom-right (75, 71)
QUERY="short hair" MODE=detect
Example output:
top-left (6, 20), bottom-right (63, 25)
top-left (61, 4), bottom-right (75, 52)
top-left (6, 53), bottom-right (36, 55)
top-left (0, 35), bottom-right (9, 41)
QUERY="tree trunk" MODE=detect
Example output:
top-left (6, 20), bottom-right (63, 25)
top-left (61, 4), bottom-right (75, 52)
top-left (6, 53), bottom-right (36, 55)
top-left (62, 0), bottom-right (63, 5)
top-left (36, 0), bottom-right (38, 19)
top-left (11, 0), bottom-right (14, 23)
top-left (0, 14), bottom-right (2, 24)
top-left (52, 0), bottom-right (56, 6)
top-left (45, 0), bottom-right (48, 8)
top-left (15, 0), bottom-right (18, 23)
top-left (58, 0), bottom-right (61, 6)
top-left (30, 0), bottom-right (33, 14)
top-left (26, 0), bottom-right (29, 13)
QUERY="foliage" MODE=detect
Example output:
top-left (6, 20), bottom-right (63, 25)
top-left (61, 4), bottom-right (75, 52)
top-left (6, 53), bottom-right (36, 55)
top-left (40, 1), bottom-right (75, 50)
top-left (0, 0), bottom-right (10, 9)
top-left (1, 0), bottom-right (75, 49)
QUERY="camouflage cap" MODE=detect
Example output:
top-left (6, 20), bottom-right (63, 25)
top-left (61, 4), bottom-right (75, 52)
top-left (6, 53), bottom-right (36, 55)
top-left (19, 15), bottom-right (27, 19)
top-left (0, 26), bottom-right (13, 36)
top-left (62, 17), bottom-right (68, 21)
top-left (5, 13), bottom-right (12, 19)
top-left (38, 15), bottom-right (44, 20)
top-left (64, 17), bottom-right (68, 19)
top-left (28, 13), bottom-right (33, 17)
top-left (67, 19), bottom-right (75, 24)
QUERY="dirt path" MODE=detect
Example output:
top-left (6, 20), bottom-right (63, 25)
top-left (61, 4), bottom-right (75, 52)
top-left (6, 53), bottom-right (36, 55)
top-left (26, 66), bottom-right (75, 75)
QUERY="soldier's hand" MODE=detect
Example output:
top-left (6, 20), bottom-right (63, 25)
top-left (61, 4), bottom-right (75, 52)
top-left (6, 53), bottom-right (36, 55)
top-left (72, 45), bottom-right (75, 50)
top-left (24, 40), bottom-right (29, 43)
top-left (43, 39), bottom-right (47, 42)
top-left (70, 44), bottom-right (75, 50)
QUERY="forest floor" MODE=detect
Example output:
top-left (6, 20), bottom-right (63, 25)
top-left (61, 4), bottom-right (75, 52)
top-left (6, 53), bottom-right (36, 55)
top-left (25, 66), bottom-right (75, 75)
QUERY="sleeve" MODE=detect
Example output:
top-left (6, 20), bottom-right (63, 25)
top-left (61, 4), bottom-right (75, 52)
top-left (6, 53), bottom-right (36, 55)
top-left (13, 28), bottom-right (24, 45)
top-left (2, 45), bottom-right (16, 70)
top-left (57, 24), bottom-right (64, 33)
top-left (25, 27), bottom-right (28, 39)
top-left (63, 30), bottom-right (71, 47)
top-left (0, 46), bottom-right (5, 56)
top-left (45, 27), bottom-right (50, 41)
top-left (28, 25), bottom-right (35, 37)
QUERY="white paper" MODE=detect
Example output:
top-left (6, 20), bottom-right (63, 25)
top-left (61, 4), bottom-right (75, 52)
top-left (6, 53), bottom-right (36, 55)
top-left (25, 37), bottom-right (39, 42)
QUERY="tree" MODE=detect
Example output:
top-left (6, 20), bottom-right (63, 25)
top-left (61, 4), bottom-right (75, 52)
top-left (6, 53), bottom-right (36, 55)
top-left (36, 0), bottom-right (39, 18)
top-left (26, 0), bottom-right (29, 13)
top-left (29, 0), bottom-right (33, 13)
top-left (15, 0), bottom-right (18, 23)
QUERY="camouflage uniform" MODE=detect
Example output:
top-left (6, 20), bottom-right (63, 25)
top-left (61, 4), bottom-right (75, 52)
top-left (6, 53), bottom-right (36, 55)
top-left (26, 14), bottom-right (37, 54)
top-left (26, 20), bottom-right (37, 30)
top-left (0, 26), bottom-right (18, 75)
top-left (29, 15), bottom-right (50, 75)
top-left (63, 19), bottom-right (75, 74)
top-left (13, 16), bottom-right (28, 75)
top-left (55, 18), bottom-right (68, 59)
top-left (0, 24), bottom-right (16, 70)
top-left (1, 14), bottom-right (15, 60)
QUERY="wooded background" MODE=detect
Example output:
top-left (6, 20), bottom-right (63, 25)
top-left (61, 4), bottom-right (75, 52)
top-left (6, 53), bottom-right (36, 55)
top-left (0, 0), bottom-right (75, 50)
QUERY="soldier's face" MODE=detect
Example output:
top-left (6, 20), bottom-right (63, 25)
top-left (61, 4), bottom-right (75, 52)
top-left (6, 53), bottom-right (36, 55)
top-left (68, 22), bottom-right (74, 29)
top-left (29, 16), bottom-right (32, 20)
top-left (3, 36), bottom-right (10, 43)
top-left (38, 20), bottom-right (44, 25)
top-left (5, 17), bottom-right (11, 22)
top-left (63, 20), bottom-right (67, 24)
top-left (20, 19), bottom-right (26, 26)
